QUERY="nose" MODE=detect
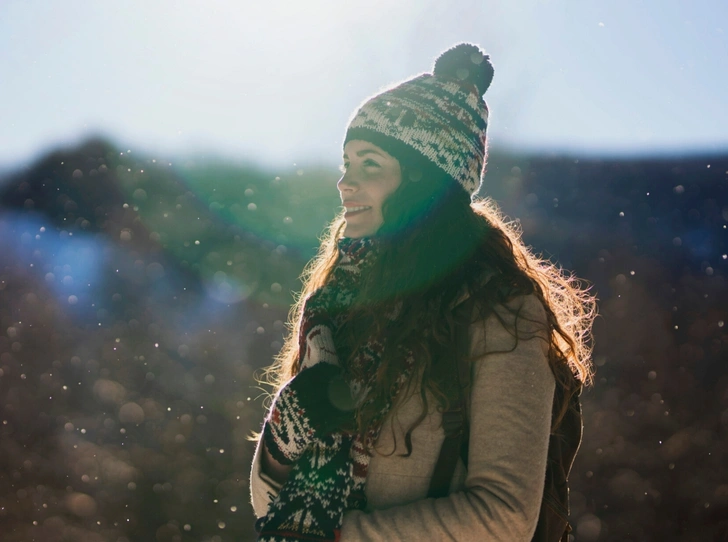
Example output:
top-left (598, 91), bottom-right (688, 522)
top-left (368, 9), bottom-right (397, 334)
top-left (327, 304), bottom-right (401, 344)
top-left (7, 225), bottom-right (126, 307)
top-left (337, 172), bottom-right (357, 194)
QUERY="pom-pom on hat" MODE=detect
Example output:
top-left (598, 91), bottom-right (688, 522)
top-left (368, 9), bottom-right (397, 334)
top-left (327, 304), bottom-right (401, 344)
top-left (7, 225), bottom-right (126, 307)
top-left (344, 43), bottom-right (494, 196)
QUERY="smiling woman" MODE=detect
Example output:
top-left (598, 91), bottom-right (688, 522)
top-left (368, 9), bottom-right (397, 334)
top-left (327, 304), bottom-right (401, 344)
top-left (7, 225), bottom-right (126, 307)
top-left (250, 43), bottom-right (595, 542)
top-left (338, 141), bottom-right (402, 238)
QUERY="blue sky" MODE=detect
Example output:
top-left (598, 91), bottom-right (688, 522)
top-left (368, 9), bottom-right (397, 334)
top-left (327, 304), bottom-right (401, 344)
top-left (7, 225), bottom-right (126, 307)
top-left (1, 0), bottom-right (726, 169)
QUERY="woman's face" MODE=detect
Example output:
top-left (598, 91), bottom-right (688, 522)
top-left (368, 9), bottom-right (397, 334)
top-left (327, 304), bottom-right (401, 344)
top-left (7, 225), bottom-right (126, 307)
top-left (338, 140), bottom-right (402, 238)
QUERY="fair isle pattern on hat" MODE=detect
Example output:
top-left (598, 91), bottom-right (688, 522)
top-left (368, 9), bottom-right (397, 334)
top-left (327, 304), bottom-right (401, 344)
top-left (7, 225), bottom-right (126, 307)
top-left (346, 74), bottom-right (488, 195)
top-left (344, 44), bottom-right (493, 196)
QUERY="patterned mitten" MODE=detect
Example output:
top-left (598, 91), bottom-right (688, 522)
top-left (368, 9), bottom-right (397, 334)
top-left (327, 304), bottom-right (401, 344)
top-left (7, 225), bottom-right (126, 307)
top-left (256, 434), bottom-right (355, 542)
top-left (263, 362), bottom-right (356, 466)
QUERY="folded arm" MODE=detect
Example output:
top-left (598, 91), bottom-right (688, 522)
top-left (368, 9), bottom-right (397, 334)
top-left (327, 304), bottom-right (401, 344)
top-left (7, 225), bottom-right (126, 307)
top-left (340, 294), bottom-right (556, 541)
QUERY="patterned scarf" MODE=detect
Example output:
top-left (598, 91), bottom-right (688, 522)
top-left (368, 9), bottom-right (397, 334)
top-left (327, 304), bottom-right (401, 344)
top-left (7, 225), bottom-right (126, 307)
top-left (256, 237), bottom-right (416, 541)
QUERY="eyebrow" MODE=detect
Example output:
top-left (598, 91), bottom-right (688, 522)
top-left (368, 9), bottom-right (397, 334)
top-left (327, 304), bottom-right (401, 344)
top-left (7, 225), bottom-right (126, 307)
top-left (342, 149), bottom-right (385, 160)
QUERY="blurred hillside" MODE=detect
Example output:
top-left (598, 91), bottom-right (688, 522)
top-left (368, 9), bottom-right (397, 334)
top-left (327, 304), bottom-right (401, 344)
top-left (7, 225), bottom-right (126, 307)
top-left (0, 137), bottom-right (726, 541)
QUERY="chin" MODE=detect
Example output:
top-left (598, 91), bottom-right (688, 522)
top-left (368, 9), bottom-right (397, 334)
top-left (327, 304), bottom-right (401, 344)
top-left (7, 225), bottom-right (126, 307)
top-left (344, 217), bottom-right (383, 238)
top-left (344, 226), bottom-right (371, 239)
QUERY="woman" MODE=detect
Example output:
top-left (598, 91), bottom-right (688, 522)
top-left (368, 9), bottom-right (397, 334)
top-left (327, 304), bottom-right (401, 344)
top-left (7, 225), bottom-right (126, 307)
top-left (249, 43), bottom-right (595, 541)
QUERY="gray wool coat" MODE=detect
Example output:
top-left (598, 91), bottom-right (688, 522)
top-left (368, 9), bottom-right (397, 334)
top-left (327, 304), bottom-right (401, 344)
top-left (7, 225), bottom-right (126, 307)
top-left (250, 293), bottom-right (555, 541)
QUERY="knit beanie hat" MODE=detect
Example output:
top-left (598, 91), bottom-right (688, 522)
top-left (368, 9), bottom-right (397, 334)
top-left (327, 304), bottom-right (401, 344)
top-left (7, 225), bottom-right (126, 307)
top-left (344, 43), bottom-right (494, 197)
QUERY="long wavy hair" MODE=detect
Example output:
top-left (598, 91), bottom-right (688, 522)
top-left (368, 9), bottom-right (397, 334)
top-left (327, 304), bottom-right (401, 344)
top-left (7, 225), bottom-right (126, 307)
top-left (265, 150), bottom-right (596, 454)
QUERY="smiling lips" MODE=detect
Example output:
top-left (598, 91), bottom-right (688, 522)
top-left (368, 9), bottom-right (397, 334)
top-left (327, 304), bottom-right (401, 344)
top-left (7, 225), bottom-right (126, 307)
top-left (344, 204), bottom-right (372, 217)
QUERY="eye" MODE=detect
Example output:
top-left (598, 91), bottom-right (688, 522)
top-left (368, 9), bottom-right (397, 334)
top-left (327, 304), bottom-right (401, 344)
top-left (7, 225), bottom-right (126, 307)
top-left (363, 158), bottom-right (381, 168)
top-left (339, 162), bottom-right (349, 173)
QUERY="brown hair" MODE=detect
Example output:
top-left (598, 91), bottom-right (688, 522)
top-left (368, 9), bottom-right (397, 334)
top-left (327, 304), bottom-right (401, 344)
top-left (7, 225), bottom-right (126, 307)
top-left (264, 156), bottom-right (596, 453)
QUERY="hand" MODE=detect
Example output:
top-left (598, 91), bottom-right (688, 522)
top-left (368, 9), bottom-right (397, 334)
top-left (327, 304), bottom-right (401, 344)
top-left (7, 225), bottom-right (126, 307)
top-left (263, 363), bottom-right (356, 465)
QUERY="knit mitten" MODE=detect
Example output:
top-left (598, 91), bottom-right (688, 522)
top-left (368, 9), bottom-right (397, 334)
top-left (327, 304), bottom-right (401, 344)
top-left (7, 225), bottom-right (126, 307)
top-left (263, 362), bottom-right (356, 466)
top-left (256, 434), bottom-right (354, 542)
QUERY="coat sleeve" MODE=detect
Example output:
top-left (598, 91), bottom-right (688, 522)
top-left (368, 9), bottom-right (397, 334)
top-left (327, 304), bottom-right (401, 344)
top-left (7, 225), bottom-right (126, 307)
top-left (250, 429), bottom-right (283, 519)
top-left (340, 294), bottom-right (556, 542)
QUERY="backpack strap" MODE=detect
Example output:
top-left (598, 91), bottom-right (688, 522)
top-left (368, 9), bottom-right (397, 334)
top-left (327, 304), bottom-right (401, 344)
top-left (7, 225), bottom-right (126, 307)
top-left (427, 297), bottom-right (473, 499)
top-left (427, 410), bottom-right (467, 498)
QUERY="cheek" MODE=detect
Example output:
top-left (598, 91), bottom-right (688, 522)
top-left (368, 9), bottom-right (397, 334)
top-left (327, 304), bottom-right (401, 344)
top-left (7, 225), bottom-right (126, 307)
top-left (374, 185), bottom-right (395, 211)
top-left (371, 188), bottom-right (397, 225)
top-left (381, 178), bottom-right (401, 206)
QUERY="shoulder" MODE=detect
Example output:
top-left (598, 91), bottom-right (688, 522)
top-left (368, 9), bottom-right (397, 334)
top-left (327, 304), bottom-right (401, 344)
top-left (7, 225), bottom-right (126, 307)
top-left (453, 273), bottom-right (550, 361)
top-left (487, 292), bottom-right (549, 335)
top-left (454, 271), bottom-right (549, 338)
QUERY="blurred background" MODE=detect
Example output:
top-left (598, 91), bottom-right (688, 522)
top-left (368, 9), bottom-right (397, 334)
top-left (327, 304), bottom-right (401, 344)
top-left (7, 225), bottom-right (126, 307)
top-left (1, 1), bottom-right (727, 541)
